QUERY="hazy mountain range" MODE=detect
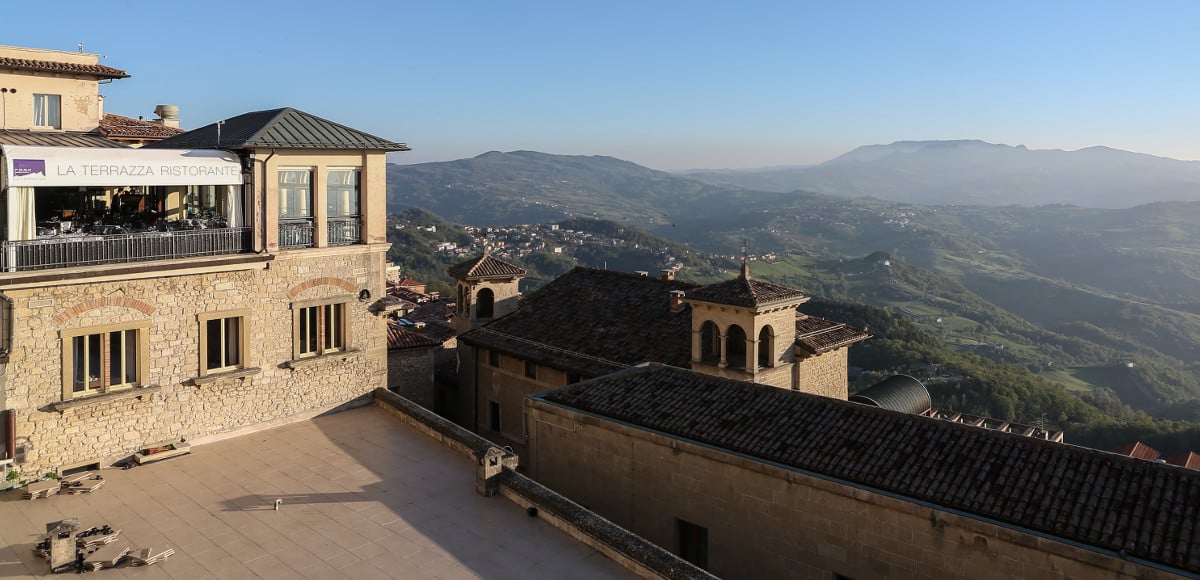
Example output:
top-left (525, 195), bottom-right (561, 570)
top-left (385, 147), bottom-right (1200, 440)
top-left (685, 140), bottom-right (1200, 208)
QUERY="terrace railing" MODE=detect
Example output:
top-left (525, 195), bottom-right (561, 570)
top-left (327, 217), bottom-right (362, 246)
top-left (279, 219), bottom-right (314, 249)
top-left (1, 227), bottom-right (253, 272)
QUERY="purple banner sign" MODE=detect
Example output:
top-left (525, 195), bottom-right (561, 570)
top-left (12, 158), bottom-right (46, 178)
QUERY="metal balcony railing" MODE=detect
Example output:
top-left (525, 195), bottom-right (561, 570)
top-left (1, 228), bottom-right (253, 272)
top-left (279, 219), bottom-right (314, 249)
top-left (328, 217), bottom-right (362, 246)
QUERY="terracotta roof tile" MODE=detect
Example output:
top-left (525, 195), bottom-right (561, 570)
top-left (0, 57), bottom-right (128, 79)
top-left (1167, 452), bottom-right (1200, 470)
top-left (448, 253), bottom-right (527, 280)
top-left (537, 364), bottom-right (1200, 575)
top-left (795, 315), bottom-right (871, 353)
top-left (686, 266), bottom-right (808, 308)
top-left (98, 113), bottom-right (184, 139)
top-left (460, 267), bottom-right (695, 376)
top-left (1115, 441), bottom-right (1161, 461)
top-left (387, 320), bottom-right (444, 350)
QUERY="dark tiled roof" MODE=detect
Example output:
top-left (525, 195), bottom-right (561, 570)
top-left (537, 364), bottom-right (1200, 575)
top-left (1168, 452), bottom-right (1200, 470)
top-left (403, 299), bottom-right (454, 326)
top-left (0, 57), bottom-right (128, 79)
top-left (387, 321), bottom-right (444, 350)
top-left (145, 108), bottom-right (409, 151)
top-left (1115, 441), bottom-right (1161, 461)
top-left (98, 113), bottom-right (184, 139)
top-left (795, 315), bottom-right (871, 353)
top-left (448, 253), bottom-right (527, 280)
top-left (0, 131), bottom-right (129, 148)
top-left (686, 266), bottom-right (808, 308)
top-left (460, 267), bottom-right (696, 376)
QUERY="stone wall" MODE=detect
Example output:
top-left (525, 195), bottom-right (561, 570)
top-left (794, 347), bottom-right (848, 399)
top-left (3, 246), bottom-right (388, 476)
top-left (473, 346), bottom-right (572, 458)
top-left (526, 400), bottom-right (1179, 580)
top-left (387, 347), bottom-right (435, 410)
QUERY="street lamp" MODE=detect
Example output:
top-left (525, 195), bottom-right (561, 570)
top-left (0, 87), bottom-right (16, 131)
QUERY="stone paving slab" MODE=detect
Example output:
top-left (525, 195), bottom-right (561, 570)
top-left (0, 405), bottom-right (631, 579)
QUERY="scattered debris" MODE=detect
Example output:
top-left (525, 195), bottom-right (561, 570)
top-left (34, 519), bottom-right (173, 573)
top-left (133, 441), bottom-right (191, 465)
top-left (21, 479), bottom-right (60, 500)
top-left (128, 546), bottom-right (175, 566)
top-left (83, 543), bottom-right (130, 571)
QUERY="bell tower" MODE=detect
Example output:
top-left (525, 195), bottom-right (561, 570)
top-left (684, 259), bottom-right (811, 389)
top-left (448, 250), bottom-right (526, 333)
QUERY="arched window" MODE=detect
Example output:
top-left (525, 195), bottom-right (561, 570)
top-left (726, 324), bottom-right (747, 369)
top-left (700, 321), bottom-right (721, 363)
top-left (758, 325), bottom-right (774, 368)
top-left (477, 288), bottom-right (495, 319)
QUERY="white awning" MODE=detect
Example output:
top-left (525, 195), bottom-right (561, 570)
top-left (2, 145), bottom-right (243, 187)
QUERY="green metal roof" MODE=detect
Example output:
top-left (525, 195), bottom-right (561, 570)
top-left (145, 108), bottom-right (409, 151)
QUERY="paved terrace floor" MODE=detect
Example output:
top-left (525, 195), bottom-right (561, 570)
top-left (0, 405), bottom-right (631, 579)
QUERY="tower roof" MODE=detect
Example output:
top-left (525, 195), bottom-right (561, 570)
top-left (145, 107), bottom-right (409, 151)
top-left (448, 252), bottom-right (527, 281)
top-left (686, 265), bottom-right (808, 308)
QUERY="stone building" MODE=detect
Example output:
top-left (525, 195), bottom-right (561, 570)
top-left (526, 363), bottom-right (1200, 579)
top-left (0, 47), bottom-right (408, 477)
top-left (456, 264), bottom-right (868, 457)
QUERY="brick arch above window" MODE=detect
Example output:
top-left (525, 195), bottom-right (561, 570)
top-left (287, 277), bottom-right (357, 300)
top-left (52, 297), bottom-right (156, 326)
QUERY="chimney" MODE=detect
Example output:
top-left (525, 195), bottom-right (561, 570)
top-left (660, 269), bottom-right (674, 281)
top-left (154, 104), bottom-right (181, 129)
top-left (669, 290), bottom-right (686, 313)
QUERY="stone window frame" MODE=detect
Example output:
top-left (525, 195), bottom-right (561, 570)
top-left (197, 309), bottom-right (251, 378)
top-left (290, 296), bottom-right (353, 361)
top-left (59, 320), bottom-right (151, 401)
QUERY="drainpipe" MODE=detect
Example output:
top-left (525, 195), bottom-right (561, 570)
top-left (245, 149), bottom-right (275, 254)
top-left (0, 291), bottom-right (12, 360)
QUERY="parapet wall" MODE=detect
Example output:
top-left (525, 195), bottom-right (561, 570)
top-left (372, 388), bottom-right (715, 580)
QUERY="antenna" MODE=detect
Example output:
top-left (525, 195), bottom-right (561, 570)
top-left (216, 120), bottom-right (224, 146)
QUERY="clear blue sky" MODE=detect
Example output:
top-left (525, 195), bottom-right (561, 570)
top-left (4, 1), bottom-right (1198, 169)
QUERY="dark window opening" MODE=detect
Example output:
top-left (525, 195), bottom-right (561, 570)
top-left (488, 349), bottom-right (500, 367)
top-left (525, 360), bottom-right (537, 379)
top-left (758, 325), bottom-right (773, 368)
top-left (477, 288), bottom-right (495, 318)
top-left (726, 324), bottom-right (747, 369)
top-left (488, 401), bottom-right (501, 432)
top-left (700, 321), bottom-right (720, 363)
top-left (677, 518), bottom-right (708, 570)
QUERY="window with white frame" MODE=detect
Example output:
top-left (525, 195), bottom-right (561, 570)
top-left (278, 169), bottom-right (312, 218)
top-left (61, 323), bottom-right (149, 399)
top-left (294, 300), bottom-right (348, 359)
top-left (33, 94), bottom-right (61, 129)
top-left (199, 311), bottom-right (247, 376)
top-left (326, 168), bottom-right (360, 217)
